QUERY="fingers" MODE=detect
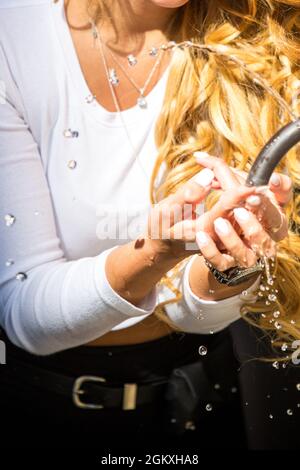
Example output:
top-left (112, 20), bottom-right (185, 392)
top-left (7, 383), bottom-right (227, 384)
top-left (166, 168), bottom-right (214, 207)
top-left (245, 188), bottom-right (288, 242)
top-left (233, 207), bottom-right (277, 258)
top-left (194, 152), bottom-right (240, 190)
top-left (200, 185), bottom-right (256, 233)
top-left (153, 169), bottom-right (214, 235)
top-left (267, 172), bottom-right (293, 207)
top-left (213, 217), bottom-right (258, 268)
top-left (196, 230), bottom-right (237, 271)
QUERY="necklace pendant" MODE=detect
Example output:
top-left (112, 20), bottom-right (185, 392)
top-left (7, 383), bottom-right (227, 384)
top-left (109, 68), bottom-right (119, 86)
top-left (149, 47), bottom-right (158, 57)
top-left (92, 28), bottom-right (98, 40)
top-left (127, 54), bottom-right (137, 66)
top-left (137, 95), bottom-right (147, 109)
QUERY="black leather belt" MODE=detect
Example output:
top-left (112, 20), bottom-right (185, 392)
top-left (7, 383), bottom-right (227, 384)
top-left (2, 359), bottom-right (168, 411)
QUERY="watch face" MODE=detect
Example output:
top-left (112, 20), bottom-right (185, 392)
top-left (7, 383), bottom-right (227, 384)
top-left (227, 270), bottom-right (260, 286)
top-left (225, 267), bottom-right (241, 278)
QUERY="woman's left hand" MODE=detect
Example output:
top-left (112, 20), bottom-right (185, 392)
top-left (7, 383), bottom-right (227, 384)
top-left (194, 152), bottom-right (292, 243)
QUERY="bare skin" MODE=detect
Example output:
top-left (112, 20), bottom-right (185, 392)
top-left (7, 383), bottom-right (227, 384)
top-left (65, 1), bottom-right (292, 347)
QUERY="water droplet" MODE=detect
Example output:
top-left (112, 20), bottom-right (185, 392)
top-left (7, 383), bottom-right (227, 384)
top-left (282, 363), bottom-right (287, 369)
top-left (209, 330), bottom-right (214, 335)
top-left (198, 345), bottom-right (208, 356)
top-left (245, 402), bottom-right (248, 406)
top-left (269, 414), bottom-right (273, 419)
top-left (5, 259), bottom-right (14, 267)
top-left (274, 321), bottom-right (282, 330)
top-left (205, 403), bottom-right (213, 412)
top-left (170, 418), bottom-right (177, 423)
top-left (281, 343), bottom-right (288, 352)
top-left (273, 310), bottom-right (280, 318)
top-left (287, 409), bottom-right (293, 416)
top-left (63, 129), bottom-right (79, 138)
top-left (16, 272), bottom-right (27, 282)
top-left (291, 320), bottom-right (296, 325)
top-left (259, 285), bottom-right (266, 291)
top-left (272, 361), bottom-right (279, 369)
top-left (67, 160), bottom-right (77, 170)
top-left (261, 313), bottom-right (266, 318)
top-left (268, 294), bottom-right (277, 302)
top-left (196, 315), bottom-right (204, 320)
top-left (267, 278), bottom-right (274, 286)
top-left (185, 420), bottom-right (196, 430)
top-left (265, 301), bottom-right (271, 305)
top-left (209, 289), bottom-right (215, 294)
top-left (241, 290), bottom-right (248, 296)
top-left (231, 387), bottom-right (238, 394)
top-left (214, 384), bottom-right (221, 390)
top-left (4, 214), bottom-right (16, 227)
top-left (267, 394), bottom-right (271, 399)
top-left (85, 94), bottom-right (96, 104)
top-left (296, 384), bottom-right (300, 391)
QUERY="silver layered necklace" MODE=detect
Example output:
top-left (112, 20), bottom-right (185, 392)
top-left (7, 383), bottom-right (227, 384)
top-left (88, 17), bottom-right (175, 179)
top-left (105, 45), bottom-right (163, 109)
top-left (89, 18), bottom-right (169, 110)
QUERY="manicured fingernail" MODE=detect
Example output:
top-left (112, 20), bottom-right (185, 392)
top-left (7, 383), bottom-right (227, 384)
top-left (233, 207), bottom-right (250, 221)
top-left (246, 195), bottom-right (261, 206)
top-left (196, 231), bottom-right (210, 246)
top-left (214, 217), bottom-right (230, 235)
top-left (193, 151), bottom-right (210, 162)
top-left (270, 173), bottom-right (280, 186)
top-left (193, 168), bottom-right (214, 187)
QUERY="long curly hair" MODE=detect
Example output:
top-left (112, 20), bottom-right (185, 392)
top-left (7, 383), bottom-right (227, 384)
top-left (88, 0), bottom-right (300, 355)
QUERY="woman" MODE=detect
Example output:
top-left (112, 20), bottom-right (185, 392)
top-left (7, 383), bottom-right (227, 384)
top-left (0, 0), bottom-right (299, 449)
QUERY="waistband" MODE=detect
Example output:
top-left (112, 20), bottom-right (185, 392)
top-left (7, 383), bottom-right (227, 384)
top-left (1, 328), bottom-right (231, 382)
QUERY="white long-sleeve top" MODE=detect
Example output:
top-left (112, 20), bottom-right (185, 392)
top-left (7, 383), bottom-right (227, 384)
top-left (0, 0), bottom-right (259, 355)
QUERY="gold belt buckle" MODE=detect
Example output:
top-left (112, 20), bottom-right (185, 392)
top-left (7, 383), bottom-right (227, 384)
top-left (73, 376), bottom-right (138, 411)
top-left (72, 375), bottom-right (106, 409)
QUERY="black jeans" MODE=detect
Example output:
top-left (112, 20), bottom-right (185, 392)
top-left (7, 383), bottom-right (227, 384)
top-left (0, 329), bottom-right (246, 450)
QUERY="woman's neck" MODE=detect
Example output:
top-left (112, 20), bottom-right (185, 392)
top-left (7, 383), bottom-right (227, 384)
top-left (98, 0), bottom-right (179, 36)
top-left (66, 0), bottom-right (181, 53)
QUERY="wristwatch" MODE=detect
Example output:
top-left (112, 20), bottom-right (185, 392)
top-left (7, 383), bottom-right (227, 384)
top-left (204, 258), bottom-right (264, 287)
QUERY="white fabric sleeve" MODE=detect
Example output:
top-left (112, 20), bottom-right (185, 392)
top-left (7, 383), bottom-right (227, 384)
top-left (0, 46), bottom-right (156, 356)
top-left (159, 255), bottom-right (261, 334)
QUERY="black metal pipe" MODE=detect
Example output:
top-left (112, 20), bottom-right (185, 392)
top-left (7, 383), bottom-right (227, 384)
top-left (245, 119), bottom-right (300, 187)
